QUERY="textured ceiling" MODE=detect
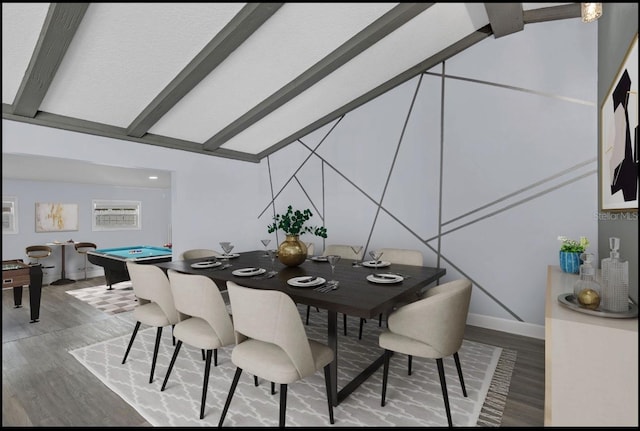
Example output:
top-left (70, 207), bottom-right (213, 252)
top-left (2, 2), bottom-right (581, 177)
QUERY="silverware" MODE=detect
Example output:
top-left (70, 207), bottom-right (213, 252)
top-left (299, 276), bottom-right (318, 284)
top-left (373, 274), bottom-right (397, 280)
top-left (317, 282), bottom-right (339, 293)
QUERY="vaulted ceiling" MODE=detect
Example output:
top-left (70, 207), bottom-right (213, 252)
top-left (2, 3), bottom-right (581, 164)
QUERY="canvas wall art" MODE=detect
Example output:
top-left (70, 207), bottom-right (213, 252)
top-left (35, 202), bottom-right (79, 232)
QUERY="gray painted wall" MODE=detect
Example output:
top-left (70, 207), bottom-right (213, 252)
top-left (598, 3), bottom-right (638, 303)
top-left (2, 178), bottom-right (171, 284)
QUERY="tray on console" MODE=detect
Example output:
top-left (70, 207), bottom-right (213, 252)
top-left (557, 293), bottom-right (638, 318)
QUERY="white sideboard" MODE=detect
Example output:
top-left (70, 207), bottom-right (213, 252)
top-left (545, 265), bottom-right (638, 426)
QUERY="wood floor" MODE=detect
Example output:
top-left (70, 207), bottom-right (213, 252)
top-left (2, 276), bottom-right (545, 427)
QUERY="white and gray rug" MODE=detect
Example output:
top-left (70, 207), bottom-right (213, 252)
top-left (70, 306), bottom-right (515, 427)
top-left (66, 282), bottom-right (136, 315)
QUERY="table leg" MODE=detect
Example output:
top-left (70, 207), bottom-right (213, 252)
top-left (327, 310), bottom-right (338, 406)
top-left (50, 244), bottom-right (75, 285)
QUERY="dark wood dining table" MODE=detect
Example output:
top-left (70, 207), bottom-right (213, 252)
top-left (155, 250), bottom-right (446, 406)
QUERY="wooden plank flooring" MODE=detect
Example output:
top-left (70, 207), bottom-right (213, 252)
top-left (2, 276), bottom-right (544, 426)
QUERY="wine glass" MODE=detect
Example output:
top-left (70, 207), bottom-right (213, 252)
top-left (266, 249), bottom-right (278, 276)
top-left (260, 239), bottom-right (271, 256)
top-left (327, 255), bottom-right (341, 285)
top-left (219, 242), bottom-right (234, 262)
top-left (350, 245), bottom-right (363, 267)
top-left (369, 250), bottom-right (384, 266)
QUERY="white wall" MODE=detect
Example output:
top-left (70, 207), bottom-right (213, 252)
top-left (2, 18), bottom-right (598, 339)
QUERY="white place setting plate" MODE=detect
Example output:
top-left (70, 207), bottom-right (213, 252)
top-left (190, 261), bottom-right (221, 269)
top-left (287, 276), bottom-right (326, 288)
top-left (310, 256), bottom-right (329, 262)
top-left (362, 260), bottom-right (391, 268)
top-left (232, 267), bottom-right (266, 277)
top-left (366, 273), bottom-right (404, 284)
top-left (219, 253), bottom-right (240, 259)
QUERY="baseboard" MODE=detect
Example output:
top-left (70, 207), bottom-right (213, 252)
top-left (467, 312), bottom-right (545, 340)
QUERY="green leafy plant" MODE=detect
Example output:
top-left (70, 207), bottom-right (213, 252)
top-left (557, 236), bottom-right (589, 253)
top-left (268, 205), bottom-right (328, 238)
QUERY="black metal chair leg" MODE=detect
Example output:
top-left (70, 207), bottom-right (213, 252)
top-left (201, 349), bottom-right (205, 361)
top-left (149, 326), bottom-right (163, 383)
top-left (200, 349), bottom-right (213, 420)
top-left (271, 381), bottom-right (276, 395)
top-left (408, 355), bottom-right (412, 375)
top-left (358, 318), bottom-right (364, 340)
top-left (453, 352), bottom-right (467, 397)
top-left (214, 348), bottom-right (218, 367)
top-left (254, 375), bottom-right (259, 386)
top-left (161, 340), bottom-right (183, 391)
top-left (343, 314), bottom-right (347, 336)
top-left (306, 305), bottom-right (311, 325)
top-left (218, 367), bottom-right (242, 427)
top-left (378, 313), bottom-right (382, 326)
top-left (122, 321), bottom-right (141, 364)
top-left (436, 358), bottom-right (452, 427)
top-left (381, 349), bottom-right (391, 406)
top-left (279, 384), bottom-right (287, 428)
top-left (323, 364), bottom-right (335, 424)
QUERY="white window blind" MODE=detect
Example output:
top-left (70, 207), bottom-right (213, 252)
top-left (2, 196), bottom-right (18, 234)
top-left (92, 200), bottom-right (141, 231)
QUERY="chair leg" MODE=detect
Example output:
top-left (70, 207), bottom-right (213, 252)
top-left (436, 358), bottom-right (453, 427)
top-left (200, 349), bottom-right (213, 420)
top-left (343, 314), bottom-right (347, 336)
top-left (453, 352), bottom-right (467, 397)
top-left (306, 305), bottom-right (311, 325)
top-left (408, 355), bottom-right (412, 375)
top-left (214, 348), bottom-right (218, 367)
top-left (201, 349), bottom-right (205, 361)
top-left (323, 364), bottom-right (335, 424)
top-left (122, 321), bottom-right (141, 364)
top-left (149, 327), bottom-right (163, 383)
top-left (161, 340), bottom-right (183, 391)
top-left (381, 349), bottom-right (391, 406)
top-left (218, 367), bottom-right (242, 427)
top-left (271, 381), bottom-right (276, 395)
top-left (378, 313), bottom-right (382, 327)
top-left (254, 375), bottom-right (259, 386)
top-left (279, 383), bottom-right (287, 428)
top-left (358, 318), bottom-right (364, 340)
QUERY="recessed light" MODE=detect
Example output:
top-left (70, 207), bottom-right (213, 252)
top-left (149, 176), bottom-right (158, 180)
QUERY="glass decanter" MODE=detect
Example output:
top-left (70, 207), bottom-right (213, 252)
top-left (573, 253), bottom-right (602, 310)
top-left (600, 237), bottom-right (629, 312)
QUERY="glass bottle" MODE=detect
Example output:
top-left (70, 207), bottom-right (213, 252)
top-left (601, 237), bottom-right (629, 312)
top-left (573, 253), bottom-right (602, 310)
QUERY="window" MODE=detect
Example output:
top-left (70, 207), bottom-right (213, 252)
top-left (2, 196), bottom-right (18, 234)
top-left (92, 200), bottom-right (141, 231)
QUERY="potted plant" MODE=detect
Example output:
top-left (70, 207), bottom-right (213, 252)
top-left (557, 235), bottom-right (589, 274)
top-left (268, 206), bottom-right (327, 266)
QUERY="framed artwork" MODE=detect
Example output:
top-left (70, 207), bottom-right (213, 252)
top-left (600, 33), bottom-right (638, 211)
top-left (35, 203), bottom-right (79, 232)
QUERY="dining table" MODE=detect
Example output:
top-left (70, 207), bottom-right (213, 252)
top-left (155, 250), bottom-right (446, 406)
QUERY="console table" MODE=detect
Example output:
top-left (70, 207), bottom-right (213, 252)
top-left (545, 265), bottom-right (638, 426)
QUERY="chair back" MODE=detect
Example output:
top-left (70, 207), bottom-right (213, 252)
top-left (305, 242), bottom-right (315, 256)
top-left (26, 245), bottom-right (52, 259)
top-left (378, 248), bottom-right (423, 266)
top-left (388, 279), bottom-right (472, 357)
top-left (226, 281), bottom-right (316, 378)
top-left (180, 248), bottom-right (221, 260)
top-left (167, 270), bottom-right (235, 346)
top-left (322, 244), bottom-right (363, 260)
top-left (126, 261), bottom-right (181, 324)
top-left (74, 242), bottom-right (97, 253)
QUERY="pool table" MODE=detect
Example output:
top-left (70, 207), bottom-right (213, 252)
top-left (87, 245), bottom-right (173, 289)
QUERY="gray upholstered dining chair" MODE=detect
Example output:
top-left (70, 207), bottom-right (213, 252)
top-left (162, 270), bottom-right (235, 420)
top-left (378, 278), bottom-right (472, 427)
top-left (218, 281), bottom-right (335, 427)
top-left (179, 248), bottom-right (221, 260)
top-left (122, 261), bottom-right (182, 384)
top-left (358, 247), bottom-right (424, 338)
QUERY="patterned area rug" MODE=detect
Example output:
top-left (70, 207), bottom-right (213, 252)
top-left (66, 282), bottom-right (137, 314)
top-left (70, 303), bottom-right (515, 427)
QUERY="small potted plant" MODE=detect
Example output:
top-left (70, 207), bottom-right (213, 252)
top-left (557, 235), bottom-right (589, 274)
top-left (268, 205), bottom-right (327, 266)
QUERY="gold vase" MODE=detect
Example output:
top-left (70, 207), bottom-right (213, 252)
top-left (277, 235), bottom-right (308, 267)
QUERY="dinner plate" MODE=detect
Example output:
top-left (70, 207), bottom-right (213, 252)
top-left (310, 256), bottom-right (328, 262)
top-left (190, 261), bottom-right (221, 269)
top-left (366, 273), bottom-right (403, 284)
top-left (287, 276), bottom-right (326, 287)
top-left (219, 253), bottom-right (240, 259)
top-left (232, 267), bottom-right (266, 277)
top-left (362, 260), bottom-right (391, 268)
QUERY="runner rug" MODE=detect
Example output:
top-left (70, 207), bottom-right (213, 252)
top-left (69, 303), bottom-right (515, 427)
